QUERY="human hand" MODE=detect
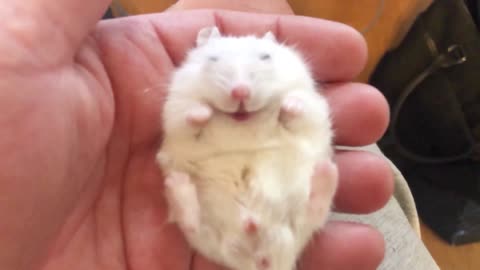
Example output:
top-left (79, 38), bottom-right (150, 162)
top-left (0, 1), bottom-right (393, 270)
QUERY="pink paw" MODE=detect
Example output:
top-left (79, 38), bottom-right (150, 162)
top-left (164, 171), bottom-right (200, 233)
top-left (309, 159), bottom-right (338, 200)
top-left (279, 95), bottom-right (304, 125)
top-left (281, 96), bottom-right (304, 117)
top-left (165, 171), bottom-right (190, 188)
top-left (186, 105), bottom-right (212, 126)
top-left (156, 151), bottom-right (170, 168)
top-left (308, 159), bottom-right (338, 227)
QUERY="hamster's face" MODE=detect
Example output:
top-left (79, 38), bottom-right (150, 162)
top-left (171, 28), bottom-right (314, 121)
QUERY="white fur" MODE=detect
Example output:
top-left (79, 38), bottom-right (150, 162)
top-left (157, 26), bottom-right (338, 270)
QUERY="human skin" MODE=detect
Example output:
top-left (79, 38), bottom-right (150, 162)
top-left (0, 1), bottom-right (393, 270)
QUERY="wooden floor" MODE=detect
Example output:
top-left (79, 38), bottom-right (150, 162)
top-left (420, 222), bottom-right (480, 270)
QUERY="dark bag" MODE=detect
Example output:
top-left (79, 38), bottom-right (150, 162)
top-left (464, 0), bottom-right (480, 27)
top-left (369, 0), bottom-right (480, 245)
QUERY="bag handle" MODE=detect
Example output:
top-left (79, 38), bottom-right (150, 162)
top-left (390, 40), bottom-right (479, 164)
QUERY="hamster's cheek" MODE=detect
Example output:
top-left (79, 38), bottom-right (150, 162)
top-left (243, 91), bottom-right (265, 111)
top-left (209, 97), bottom-right (238, 113)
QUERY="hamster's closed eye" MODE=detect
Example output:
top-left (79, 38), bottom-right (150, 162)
top-left (259, 53), bottom-right (271, 60)
top-left (208, 56), bottom-right (218, 62)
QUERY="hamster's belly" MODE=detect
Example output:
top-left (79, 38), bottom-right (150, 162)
top-left (184, 141), bottom-right (316, 209)
top-left (177, 143), bottom-right (319, 269)
top-left (172, 133), bottom-right (320, 224)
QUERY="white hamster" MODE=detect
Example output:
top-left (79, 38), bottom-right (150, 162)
top-left (157, 26), bottom-right (338, 270)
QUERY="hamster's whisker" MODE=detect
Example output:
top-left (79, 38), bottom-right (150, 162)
top-left (216, 75), bottom-right (230, 88)
top-left (214, 80), bottom-right (229, 91)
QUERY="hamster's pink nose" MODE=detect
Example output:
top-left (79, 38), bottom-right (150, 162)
top-left (231, 86), bottom-right (250, 101)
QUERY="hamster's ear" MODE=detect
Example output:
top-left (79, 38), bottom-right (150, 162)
top-left (262, 31), bottom-right (276, 42)
top-left (196, 26), bottom-right (221, 47)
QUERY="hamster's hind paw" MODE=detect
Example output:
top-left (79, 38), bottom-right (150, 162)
top-left (186, 104), bottom-right (213, 126)
top-left (156, 151), bottom-right (170, 168)
top-left (308, 159), bottom-right (338, 228)
top-left (164, 171), bottom-right (201, 234)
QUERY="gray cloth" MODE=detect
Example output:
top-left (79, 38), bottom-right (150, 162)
top-left (332, 144), bottom-right (440, 270)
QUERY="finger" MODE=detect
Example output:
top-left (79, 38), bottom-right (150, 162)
top-left (6, 0), bottom-right (110, 59)
top-left (333, 150), bottom-right (394, 214)
top-left (148, 9), bottom-right (367, 81)
top-left (300, 221), bottom-right (385, 270)
top-left (322, 82), bottom-right (390, 146)
top-left (193, 253), bottom-right (228, 270)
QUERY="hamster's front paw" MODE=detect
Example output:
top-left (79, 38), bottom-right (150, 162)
top-left (186, 104), bottom-right (212, 126)
top-left (279, 93), bottom-right (306, 130)
top-left (280, 95), bottom-right (304, 118)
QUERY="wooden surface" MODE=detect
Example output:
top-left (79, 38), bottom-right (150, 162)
top-left (421, 221), bottom-right (480, 270)
top-left (114, 0), bottom-right (176, 15)
top-left (287, 0), bottom-right (434, 81)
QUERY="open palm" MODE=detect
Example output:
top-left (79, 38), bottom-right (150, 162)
top-left (0, 2), bottom-right (393, 270)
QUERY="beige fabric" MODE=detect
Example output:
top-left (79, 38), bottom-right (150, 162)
top-left (390, 159), bottom-right (421, 236)
top-left (358, 144), bottom-right (421, 236)
top-left (332, 199), bottom-right (440, 270)
top-left (333, 144), bottom-right (440, 269)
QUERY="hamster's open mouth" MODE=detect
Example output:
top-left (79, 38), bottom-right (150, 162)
top-left (228, 103), bottom-right (253, 122)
